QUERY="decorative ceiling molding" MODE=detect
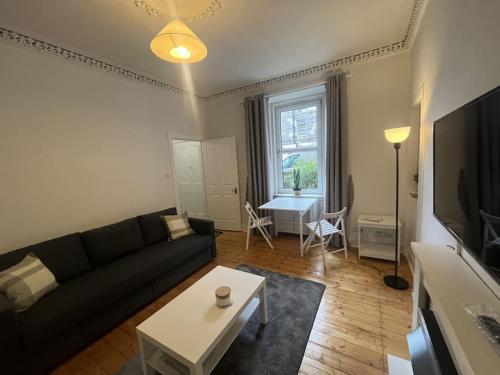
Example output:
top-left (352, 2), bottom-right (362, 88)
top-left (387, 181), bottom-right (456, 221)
top-left (134, 0), bottom-right (222, 22)
top-left (0, 26), bottom-right (203, 101)
top-left (402, 0), bottom-right (425, 47)
top-left (206, 40), bottom-right (406, 100)
top-left (206, 0), bottom-right (424, 100)
top-left (0, 0), bottom-right (423, 101)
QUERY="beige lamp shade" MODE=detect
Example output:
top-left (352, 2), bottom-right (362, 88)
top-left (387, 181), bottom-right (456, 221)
top-left (384, 126), bottom-right (411, 144)
top-left (150, 19), bottom-right (207, 63)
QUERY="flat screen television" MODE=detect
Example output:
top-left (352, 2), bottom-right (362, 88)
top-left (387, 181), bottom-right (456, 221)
top-left (434, 86), bottom-right (500, 284)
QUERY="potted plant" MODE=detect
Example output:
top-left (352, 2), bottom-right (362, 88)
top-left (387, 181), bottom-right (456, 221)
top-left (292, 169), bottom-right (302, 196)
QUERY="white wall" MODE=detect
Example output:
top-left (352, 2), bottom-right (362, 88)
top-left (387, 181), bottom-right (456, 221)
top-left (0, 42), bottom-right (207, 253)
top-left (347, 53), bottom-right (411, 242)
top-left (206, 53), bottom-right (412, 239)
top-left (410, 0), bottom-right (500, 292)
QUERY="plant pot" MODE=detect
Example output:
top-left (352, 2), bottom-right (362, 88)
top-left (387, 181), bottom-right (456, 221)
top-left (293, 189), bottom-right (302, 196)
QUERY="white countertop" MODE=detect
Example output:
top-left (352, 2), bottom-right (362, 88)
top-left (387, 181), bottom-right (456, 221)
top-left (259, 197), bottom-right (317, 212)
top-left (136, 266), bottom-right (265, 364)
top-left (412, 242), bottom-right (500, 375)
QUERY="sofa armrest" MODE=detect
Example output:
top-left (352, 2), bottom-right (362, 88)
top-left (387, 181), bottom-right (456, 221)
top-left (0, 293), bottom-right (20, 351)
top-left (189, 218), bottom-right (217, 257)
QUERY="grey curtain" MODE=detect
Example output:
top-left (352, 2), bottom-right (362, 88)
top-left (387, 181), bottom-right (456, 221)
top-left (244, 94), bottom-right (269, 214)
top-left (326, 73), bottom-right (351, 246)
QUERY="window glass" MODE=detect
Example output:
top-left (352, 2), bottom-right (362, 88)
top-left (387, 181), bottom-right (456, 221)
top-left (276, 101), bottom-right (322, 193)
top-left (281, 150), bottom-right (319, 190)
top-left (279, 106), bottom-right (318, 150)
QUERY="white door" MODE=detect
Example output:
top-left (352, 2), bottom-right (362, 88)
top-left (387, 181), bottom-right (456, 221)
top-left (172, 140), bottom-right (207, 218)
top-left (202, 137), bottom-right (242, 231)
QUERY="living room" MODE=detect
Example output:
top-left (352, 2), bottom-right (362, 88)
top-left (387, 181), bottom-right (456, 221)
top-left (0, 1), bottom-right (499, 374)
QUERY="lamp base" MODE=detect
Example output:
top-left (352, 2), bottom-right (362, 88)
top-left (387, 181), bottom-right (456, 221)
top-left (384, 275), bottom-right (409, 290)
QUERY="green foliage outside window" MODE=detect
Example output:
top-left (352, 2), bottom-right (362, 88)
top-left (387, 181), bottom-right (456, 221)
top-left (284, 159), bottom-right (318, 190)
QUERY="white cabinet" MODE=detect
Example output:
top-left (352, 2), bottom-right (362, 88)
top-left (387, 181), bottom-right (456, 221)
top-left (411, 242), bottom-right (500, 374)
top-left (357, 214), bottom-right (401, 262)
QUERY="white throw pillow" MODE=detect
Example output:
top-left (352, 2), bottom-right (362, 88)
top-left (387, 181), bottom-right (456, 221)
top-left (0, 253), bottom-right (58, 313)
top-left (162, 212), bottom-right (194, 240)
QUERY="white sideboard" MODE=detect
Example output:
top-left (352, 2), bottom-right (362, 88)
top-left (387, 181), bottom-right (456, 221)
top-left (411, 242), bottom-right (500, 375)
top-left (358, 215), bottom-right (402, 262)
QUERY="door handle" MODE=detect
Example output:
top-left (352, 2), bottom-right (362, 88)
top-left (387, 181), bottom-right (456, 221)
top-left (232, 187), bottom-right (238, 194)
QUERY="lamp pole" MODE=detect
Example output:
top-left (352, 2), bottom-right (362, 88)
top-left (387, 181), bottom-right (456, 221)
top-left (384, 142), bottom-right (409, 290)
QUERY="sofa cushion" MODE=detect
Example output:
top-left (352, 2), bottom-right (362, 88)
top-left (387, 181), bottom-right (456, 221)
top-left (142, 234), bottom-right (212, 276)
top-left (19, 263), bottom-right (143, 350)
top-left (0, 233), bottom-right (91, 283)
top-left (81, 218), bottom-right (144, 267)
top-left (19, 234), bottom-right (212, 349)
top-left (137, 207), bottom-right (177, 246)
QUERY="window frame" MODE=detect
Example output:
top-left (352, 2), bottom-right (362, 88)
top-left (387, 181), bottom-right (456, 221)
top-left (269, 93), bottom-right (326, 195)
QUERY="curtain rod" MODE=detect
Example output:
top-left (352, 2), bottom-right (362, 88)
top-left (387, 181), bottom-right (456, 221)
top-left (264, 70), bottom-right (352, 99)
top-left (235, 71), bottom-right (352, 104)
top-left (263, 82), bottom-right (325, 99)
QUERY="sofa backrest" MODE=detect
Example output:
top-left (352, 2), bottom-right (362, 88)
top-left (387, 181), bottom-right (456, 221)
top-left (0, 233), bottom-right (91, 283)
top-left (137, 207), bottom-right (177, 246)
top-left (81, 218), bottom-right (145, 267)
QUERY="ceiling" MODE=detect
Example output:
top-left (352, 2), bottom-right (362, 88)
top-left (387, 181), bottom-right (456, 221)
top-left (0, 0), bottom-right (415, 97)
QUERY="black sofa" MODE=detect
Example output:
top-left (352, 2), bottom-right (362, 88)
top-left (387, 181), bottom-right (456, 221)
top-left (0, 207), bottom-right (216, 375)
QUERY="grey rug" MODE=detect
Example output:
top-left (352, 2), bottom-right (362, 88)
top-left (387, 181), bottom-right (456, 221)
top-left (116, 265), bottom-right (325, 375)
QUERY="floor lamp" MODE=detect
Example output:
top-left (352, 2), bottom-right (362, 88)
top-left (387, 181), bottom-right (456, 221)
top-left (383, 126), bottom-right (411, 290)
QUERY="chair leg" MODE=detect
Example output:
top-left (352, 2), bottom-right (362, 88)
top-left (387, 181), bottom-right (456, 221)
top-left (246, 227), bottom-right (251, 250)
top-left (342, 232), bottom-right (348, 259)
top-left (324, 233), bottom-right (334, 252)
top-left (304, 232), bottom-right (315, 254)
top-left (320, 238), bottom-right (327, 272)
top-left (257, 226), bottom-right (274, 249)
top-left (262, 225), bottom-right (273, 241)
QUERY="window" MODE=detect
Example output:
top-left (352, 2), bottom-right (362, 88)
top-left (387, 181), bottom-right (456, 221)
top-left (269, 88), bottom-right (325, 195)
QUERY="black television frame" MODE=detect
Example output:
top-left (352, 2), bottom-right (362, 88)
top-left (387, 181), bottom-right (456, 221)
top-left (433, 85), bottom-right (500, 285)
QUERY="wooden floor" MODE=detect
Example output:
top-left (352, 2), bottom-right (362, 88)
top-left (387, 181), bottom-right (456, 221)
top-left (52, 231), bottom-right (413, 375)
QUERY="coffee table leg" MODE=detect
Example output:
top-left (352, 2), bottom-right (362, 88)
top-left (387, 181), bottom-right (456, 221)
top-left (138, 335), bottom-right (155, 375)
top-left (190, 362), bottom-right (203, 375)
top-left (259, 282), bottom-right (268, 324)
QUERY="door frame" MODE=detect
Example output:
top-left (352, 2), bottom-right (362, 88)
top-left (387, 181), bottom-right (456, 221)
top-left (411, 84), bottom-right (425, 243)
top-left (167, 133), bottom-right (208, 217)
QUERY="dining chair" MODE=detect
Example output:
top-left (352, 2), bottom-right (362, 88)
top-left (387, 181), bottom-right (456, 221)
top-left (244, 202), bottom-right (274, 250)
top-left (479, 210), bottom-right (500, 262)
top-left (304, 207), bottom-right (348, 266)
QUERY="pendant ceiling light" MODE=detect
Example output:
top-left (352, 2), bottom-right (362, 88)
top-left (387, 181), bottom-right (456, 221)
top-left (150, 19), bottom-right (207, 64)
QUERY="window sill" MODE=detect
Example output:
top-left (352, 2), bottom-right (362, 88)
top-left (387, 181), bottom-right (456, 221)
top-left (273, 193), bottom-right (325, 199)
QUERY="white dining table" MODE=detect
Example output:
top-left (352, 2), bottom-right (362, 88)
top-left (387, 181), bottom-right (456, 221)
top-left (259, 197), bottom-right (317, 256)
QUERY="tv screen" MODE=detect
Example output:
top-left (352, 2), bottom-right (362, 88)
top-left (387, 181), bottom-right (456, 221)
top-left (434, 86), bottom-right (500, 283)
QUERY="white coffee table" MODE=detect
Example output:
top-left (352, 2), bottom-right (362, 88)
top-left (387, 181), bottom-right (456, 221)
top-left (136, 266), bottom-right (268, 375)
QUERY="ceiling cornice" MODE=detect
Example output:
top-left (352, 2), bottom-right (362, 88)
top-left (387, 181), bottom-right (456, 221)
top-left (206, 40), bottom-right (406, 100)
top-left (0, 26), bottom-right (204, 101)
top-left (206, 0), bottom-right (424, 100)
top-left (0, 0), bottom-right (423, 102)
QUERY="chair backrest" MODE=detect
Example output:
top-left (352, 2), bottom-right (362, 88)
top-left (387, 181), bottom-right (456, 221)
top-left (244, 202), bottom-right (259, 224)
top-left (480, 210), bottom-right (500, 244)
top-left (320, 207), bottom-right (347, 230)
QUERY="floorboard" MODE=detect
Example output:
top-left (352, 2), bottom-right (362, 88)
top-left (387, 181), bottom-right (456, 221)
top-left (52, 231), bottom-right (413, 375)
